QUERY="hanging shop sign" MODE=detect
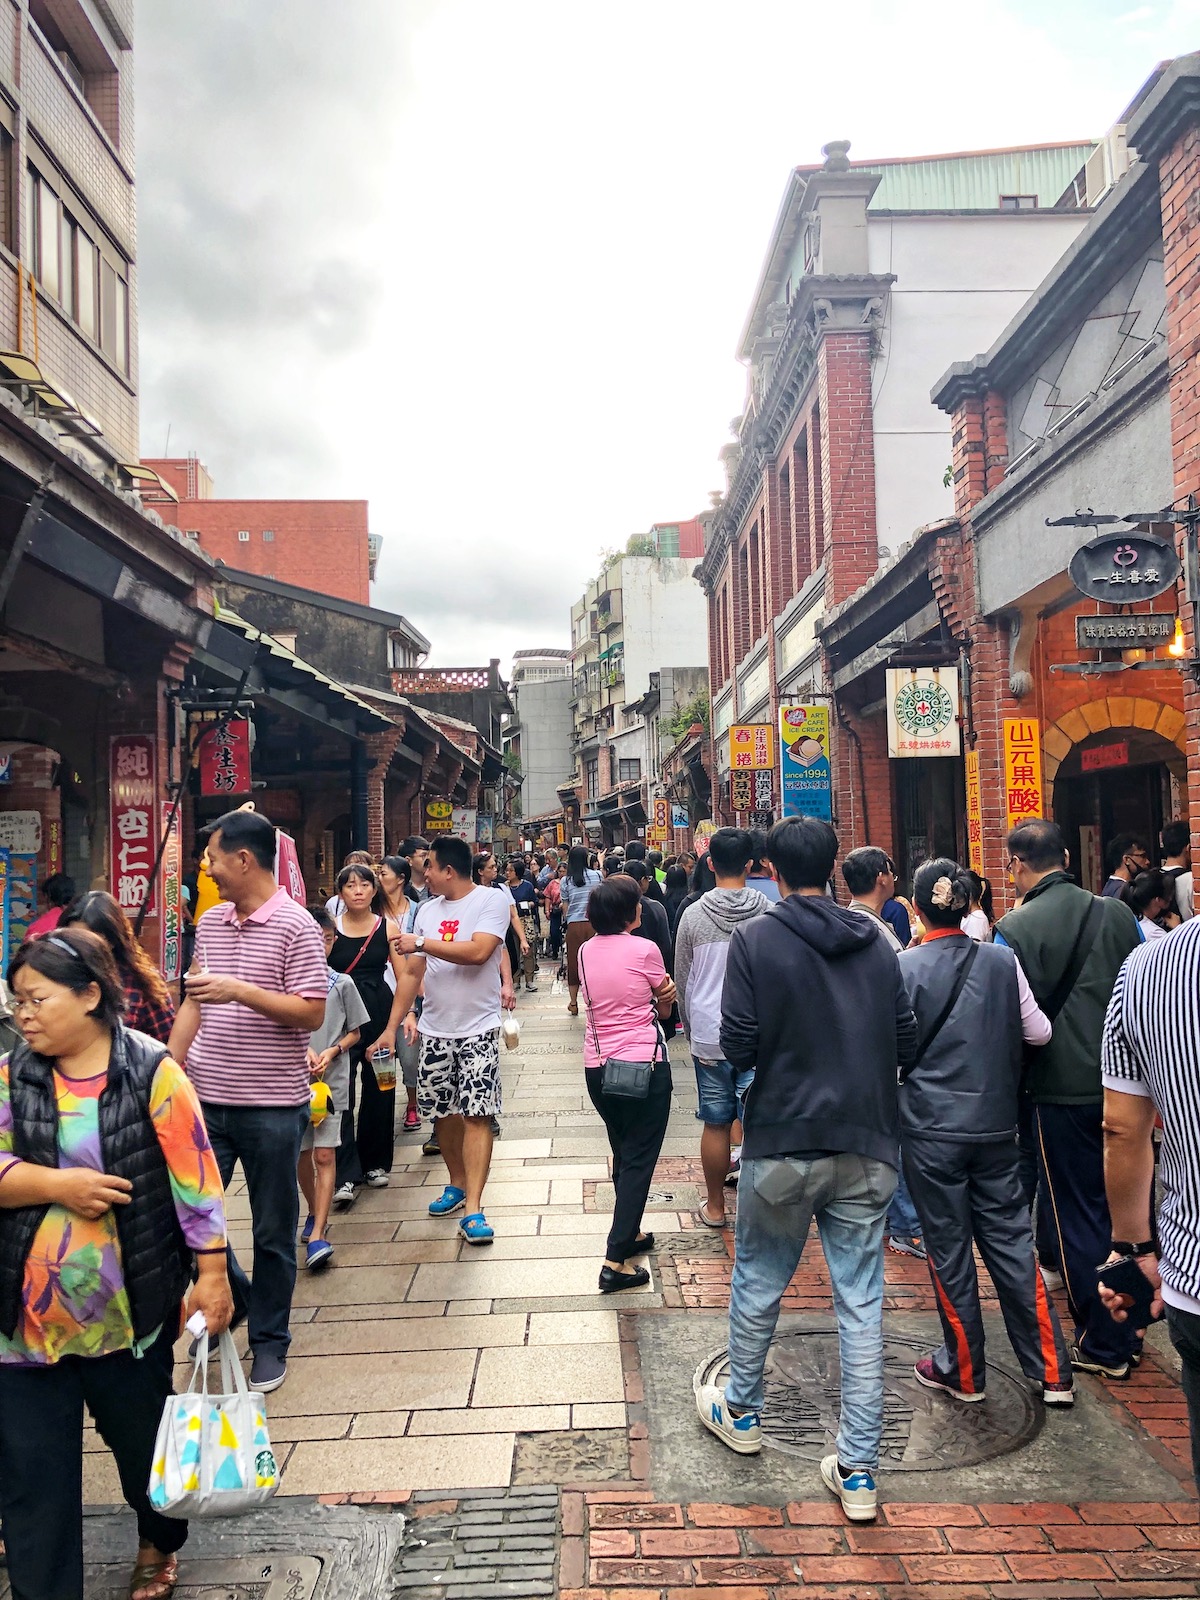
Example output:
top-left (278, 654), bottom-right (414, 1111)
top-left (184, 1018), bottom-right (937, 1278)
top-left (886, 668), bottom-right (961, 759)
top-left (964, 750), bottom-right (984, 874)
top-left (160, 803), bottom-right (183, 983)
top-left (1003, 719), bottom-right (1045, 831)
top-left (670, 803), bottom-right (689, 830)
top-left (729, 724), bottom-right (775, 770)
top-left (197, 717), bottom-right (252, 797)
top-left (1068, 533), bottom-right (1181, 603)
top-left (730, 770), bottom-right (754, 811)
top-left (754, 769), bottom-right (773, 817)
top-left (45, 817), bottom-right (62, 876)
top-left (477, 814), bottom-right (494, 845)
top-left (1081, 741), bottom-right (1130, 773)
top-left (693, 820), bottom-right (716, 856)
top-left (653, 797), bottom-right (670, 835)
top-left (450, 806), bottom-right (478, 841)
top-left (779, 704), bottom-right (832, 822)
top-left (424, 797), bottom-right (453, 834)
top-left (0, 810), bottom-right (41, 854)
top-left (110, 735), bottom-right (157, 919)
top-left (1075, 612), bottom-right (1177, 650)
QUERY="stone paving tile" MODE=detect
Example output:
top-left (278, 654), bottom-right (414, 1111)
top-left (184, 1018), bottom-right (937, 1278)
top-left (327, 1239), bottom-right (462, 1267)
top-left (473, 1341), bottom-right (625, 1407)
top-left (291, 1262), bottom-right (417, 1306)
top-left (283, 1432), bottom-right (515, 1493)
top-left (409, 1254), bottom-right (653, 1301)
top-left (288, 1312), bottom-right (527, 1356)
top-left (267, 1348), bottom-right (477, 1415)
top-left (405, 1404), bottom-right (573, 1435)
top-left (528, 1308), bottom-right (620, 1343)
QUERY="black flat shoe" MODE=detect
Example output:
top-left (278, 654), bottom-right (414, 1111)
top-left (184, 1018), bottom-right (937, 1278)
top-left (599, 1264), bottom-right (650, 1294)
top-left (626, 1233), bottom-right (655, 1256)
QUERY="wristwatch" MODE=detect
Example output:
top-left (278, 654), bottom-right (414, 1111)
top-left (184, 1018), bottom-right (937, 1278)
top-left (1111, 1239), bottom-right (1157, 1258)
top-left (414, 934), bottom-right (426, 953)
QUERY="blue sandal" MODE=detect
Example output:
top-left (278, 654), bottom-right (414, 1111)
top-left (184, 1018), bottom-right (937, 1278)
top-left (459, 1212), bottom-right (494, 1245)
top-left (429, 1185), bottom-right (466, 1216)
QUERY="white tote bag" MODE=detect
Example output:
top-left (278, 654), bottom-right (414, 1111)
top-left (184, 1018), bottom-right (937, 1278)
top-left (148, 1330), bottom-right (280, 1517)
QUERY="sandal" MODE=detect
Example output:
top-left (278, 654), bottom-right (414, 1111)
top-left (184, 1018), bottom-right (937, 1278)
top-left (567, 1001), bottom-right (579, 1015)
top-left (130, 1548), bottom-right (179, 1600)
top-left (460, 1211), bottom-right (495, 1245)
top-left (697, 1205), bottom-right (727, 1228)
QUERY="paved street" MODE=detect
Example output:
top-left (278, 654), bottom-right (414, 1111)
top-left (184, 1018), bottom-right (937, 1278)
top-left (75, 981), bottom-right (1200, 1598)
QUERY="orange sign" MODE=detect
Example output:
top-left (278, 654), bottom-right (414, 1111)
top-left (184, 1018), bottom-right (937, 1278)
top-left (965, 749), bottom-right (983, 873)
top-left (1003, 719), bottom-right (1044, 832)
top-left (729, 724), bottom-right (775, 770)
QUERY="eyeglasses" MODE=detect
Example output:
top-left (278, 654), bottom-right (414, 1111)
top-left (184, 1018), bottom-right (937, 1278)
top-left (11, 996), bottom-right (49, 1017)
top-left (1006, 856), bottom-right (1024, 873)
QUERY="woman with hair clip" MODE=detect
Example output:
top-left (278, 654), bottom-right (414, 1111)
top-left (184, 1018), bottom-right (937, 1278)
top-left (1121, 868), bottom-right (1180, 942)
top-left (329, 863), bottom-right (408, 1202)
top-left (0, 928), bottom-right (231, 1600)
top-left (61, 890), bottom-right (176, 1045)
top-left (896, 858), bottom-right (1072, 1408)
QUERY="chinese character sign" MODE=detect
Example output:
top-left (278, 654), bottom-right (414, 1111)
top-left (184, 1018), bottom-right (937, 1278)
top-left (160, 803), bottom-right (182, 982)
top-left (198, 718), bottom-right (252, 797)
top-left (730, 770), bottom-right (754, 811)
top-left (779, 705), bottom-right (832, 822)
top-left (110, 735), bottom-right (157, 919)
top-left (1002, 719), bottom-right (1044, 833)
top-left (653, 797), bottom-right (669, 834)
top-left (728, 725), bottom-right (775, 770)
top-left (964, 750), bottom-right (983, 874)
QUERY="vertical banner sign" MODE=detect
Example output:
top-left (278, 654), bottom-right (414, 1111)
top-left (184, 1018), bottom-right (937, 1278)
top-left (754, 769), bottom-right (773, 815)
top-left (730, 770), bottom-right (754, 811)
top-left (0, 846), bottom-right (9, 970)
top-left (729, 724), bottom-right (775, 769)
top-left (556, 823), bottom-right (565, 845)
top-left (110, 736), bottom-right (157, 920)
top-left (964, 750), bottom-right (984, 874)
top-left (160, 803), bottom-right (182, 982)
top-left (198, 717), bottom-right (252, 797)
top-left (653, 797), bottom-right (669, 835)
top-left (779, 705), bottom-right (832, 822)
top-left (45, 817), bottom-right (62, 876)
top-left (1003, 719), bottom-right (1045, 832)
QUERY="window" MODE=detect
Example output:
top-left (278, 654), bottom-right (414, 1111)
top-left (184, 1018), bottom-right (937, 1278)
top-left (237, 530), bottom-right (250, 543)
top-left (26, 162), bottom-right (129, 372)
top-left (618, 758), bottom-right (641, 783)
top-left (585, 760), bottom-right (598, 800)
top-left (999, 194), bottom-right (1038, 211)
top-left (262, 529), bottom-right (274, 542)
top-left (29, 1), bottom-right (121, 144)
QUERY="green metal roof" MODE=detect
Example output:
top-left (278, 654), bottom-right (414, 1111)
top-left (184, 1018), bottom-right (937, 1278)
top-left (855, 145), bottom-right (1096, 211)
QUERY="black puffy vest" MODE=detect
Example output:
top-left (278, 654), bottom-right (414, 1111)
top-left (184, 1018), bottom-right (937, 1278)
top-left (0, 1026), bottom-right (192, 1342)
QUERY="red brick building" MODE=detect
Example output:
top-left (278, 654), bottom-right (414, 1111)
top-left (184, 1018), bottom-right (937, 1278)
top-left (145, 455), bottom-right (376, 606)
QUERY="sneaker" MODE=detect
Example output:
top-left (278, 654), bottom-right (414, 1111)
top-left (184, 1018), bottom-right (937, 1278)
top-left (887, 1234), bottom-right (927, 1259)
top-left (305, 1239), bottom-right (334, 1270)
top-left (422, 1134), bottom-right (441, 1157)
top-left (429, 1184), bottom-right (466, 1216)
top-left (249, 1351), bottom-right (287, 1393)
top-left (1069, 1344), bottom-right (1131, 1380)
top-left (403, 1106), bottom-right (420, 1131)
top-left (363, 1169), bottom-right (390, 1188)
top-left (489, 1116), bottom-right (501, 1138)
top-left (724, 1156), bottom-right (741, 1188)
top-left (333, 1182), bottom-right (357, 1207)
top-left (820, 1453), bottom-right (878, 1522)
top-left (913, 1355), bottom-right (985, 1402)
top-left (693, 1380), bottom-right (762, 1455)
top-left (1040, 1265), bottom-right (1065, 1292)
top-left (300, 1213), bottom-right (315, 1244)
top-left (1042, 1379), bottom-right (1075, 1406)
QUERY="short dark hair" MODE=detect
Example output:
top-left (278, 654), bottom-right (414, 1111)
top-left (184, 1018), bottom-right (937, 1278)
top-left (8, 927), bottom-right (125, 1027)
top-left (1107, 832), bottom-right (1150, 874)
top-left (664, 864), bottom-right (689, 893)
top-left (399, 836), bottom-right (430, 856)
top-left (602, 855), bottom-right (625, 877)
top-left (308, 904), bottom-right (336, 933)
top-left (341, 849), bottom-right (374, 869)
top-left (708, 827), bottom-right (752, 876)
top-left (842, 847), bottom-right (892, 897)
top-left (206, 809), bottom-right (276, 871)
top-left (622, 861), bottom-right (649, 888)
top-left (1006, 818), bottom-right (1066, 874)
top-left (912, 857), bottom-right (973, 928)
top-left (42, 872), bottom-right (76, 909)
top-left (1163, 820), bottom-right (1191, 858)
top-left (767, 817), bottom-right (837, 890)
top-left (647, 850), bottom-right (663, 869)
top-left (431, 834), bottom-right (472, 878)
top-left (748, 829), bottom-right (771, 872)
top-left (471, 853), bottom-right (492, 884)
top-left (624, 841), bottom-right (647, 862)
top-left (336, 861), bottom-right (381, 899)
top-left (588, 875), bottom-right (641, 935)
top-left (381, 854), bottom-right (412, 888)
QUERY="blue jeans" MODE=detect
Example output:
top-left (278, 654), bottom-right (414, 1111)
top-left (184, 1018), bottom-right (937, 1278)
top-left (887, 1158), bottom-right (922, 1238)
top-left (201, 1101), bottom-right (309, 1359)
top-left (726, 1152), bottom-right (897, 1473)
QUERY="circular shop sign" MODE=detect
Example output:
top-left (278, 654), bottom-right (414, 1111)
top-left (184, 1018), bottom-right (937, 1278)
top-left (1068, 532), bottom-right (1181, 603)
top-left (893, 678), bottom-right (955, 741)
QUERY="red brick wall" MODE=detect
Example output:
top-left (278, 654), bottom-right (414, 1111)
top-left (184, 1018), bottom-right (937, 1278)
top-left (157, 499), bottom-right (371, 605)
top-left (820, 334), bottom-right (880, 607)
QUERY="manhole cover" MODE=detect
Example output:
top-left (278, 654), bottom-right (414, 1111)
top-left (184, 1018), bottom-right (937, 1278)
top-left (513, 1427), bottom-right (629, 1483)
top-left (695, 1329), bottom-right (1042, 1471)
top-left (3, 1555), bottom-right (323, 1600)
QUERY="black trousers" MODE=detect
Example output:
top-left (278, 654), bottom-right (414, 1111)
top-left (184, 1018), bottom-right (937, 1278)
top-left (903, 1135), bottom-right (1071, 1394)
top-left (586, 1062), bottom-right (673, 1262)
top-left (335, 1051), bottom-right (397, 1186)
top-left (1168, 1304), bottom-right (1200, 1493)
top-left (1034, 1102), bottom-right (1139, 1368)
top-left (0, 1344), bottom-right (186, 1600)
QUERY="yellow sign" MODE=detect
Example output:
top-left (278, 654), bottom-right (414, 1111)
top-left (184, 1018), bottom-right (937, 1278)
top-left (653, 797), bottom-right (669, 833)
top-left (965, 749), bottom-right (983, 873)
top-left (1002, 719), bottom-right (1044, 832)
top-left (556, 824), bottom-right (565, 845)
top-left (425, 796), bottom-right (453, 833)
top-left (729, 724), bottom-right (775, 771)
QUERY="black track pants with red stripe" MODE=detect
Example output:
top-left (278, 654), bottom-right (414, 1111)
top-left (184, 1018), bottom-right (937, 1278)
top-left (902, 1134), bottom-right (1071, 1396)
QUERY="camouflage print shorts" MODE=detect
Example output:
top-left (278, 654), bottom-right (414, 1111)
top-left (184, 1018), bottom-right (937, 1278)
top-left (417, 1029), bottom-right (502, 1119)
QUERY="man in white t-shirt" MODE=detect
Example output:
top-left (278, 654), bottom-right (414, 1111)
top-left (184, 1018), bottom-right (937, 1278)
top-left (392, 834), bottom-right (511, 1244)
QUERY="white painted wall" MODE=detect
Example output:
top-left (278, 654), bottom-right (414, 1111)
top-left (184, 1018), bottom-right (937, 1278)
top-left (620, 557), bottom-right (709, 702)
top-left (867, 213), bottom-right (1087, 557)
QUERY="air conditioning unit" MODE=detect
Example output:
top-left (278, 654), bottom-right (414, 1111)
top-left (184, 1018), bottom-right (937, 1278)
top-left (1085, 126), bottom-right (1129, 208)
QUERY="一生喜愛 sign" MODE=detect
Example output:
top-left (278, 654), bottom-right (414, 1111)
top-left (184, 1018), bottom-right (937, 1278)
top-left (1068, 533), bottom-right (1181, 604)
top-left (886, 668), bottom-right (961, 759)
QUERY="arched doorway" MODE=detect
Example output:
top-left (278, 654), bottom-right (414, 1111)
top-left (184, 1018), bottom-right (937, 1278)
top-left (1045, 697), bottom-right (1187, 892)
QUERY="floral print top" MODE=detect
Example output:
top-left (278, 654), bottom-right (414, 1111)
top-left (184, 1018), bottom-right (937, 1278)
top-left (0, 1053), bottom-right (227, 1365)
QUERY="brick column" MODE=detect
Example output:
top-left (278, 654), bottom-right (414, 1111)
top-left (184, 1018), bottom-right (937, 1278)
top-left (364, 728), bottom-right (403, 858)
top-left (819, 333), bottom-right (879, 607)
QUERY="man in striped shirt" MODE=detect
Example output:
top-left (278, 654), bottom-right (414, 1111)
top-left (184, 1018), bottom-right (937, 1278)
top-left (169, 809), bottom-right (328, 1393)
top-left (1101, 916), bottom-right (1200, 1489)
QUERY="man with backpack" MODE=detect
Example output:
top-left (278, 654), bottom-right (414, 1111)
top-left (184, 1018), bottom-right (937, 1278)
top-left (995, 819), bottom-right (1142, 1379)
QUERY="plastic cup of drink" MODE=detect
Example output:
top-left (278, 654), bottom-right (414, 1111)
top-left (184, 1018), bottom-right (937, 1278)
top-left (371, 1046), bottom-right (396, 1090)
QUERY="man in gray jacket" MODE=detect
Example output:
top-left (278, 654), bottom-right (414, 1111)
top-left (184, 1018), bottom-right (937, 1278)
top-left (675, 828), bottom-right (767, 1228)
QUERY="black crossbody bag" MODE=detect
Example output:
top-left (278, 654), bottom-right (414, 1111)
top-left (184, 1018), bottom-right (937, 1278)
top-left (900, 942), bottom-right (979, 1083)
top-left (579, 947), bottom-right (661, 1099)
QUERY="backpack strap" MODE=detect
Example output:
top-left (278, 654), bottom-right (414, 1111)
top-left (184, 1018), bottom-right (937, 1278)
top-left (1036, 897), bottom-right (1105, 1024)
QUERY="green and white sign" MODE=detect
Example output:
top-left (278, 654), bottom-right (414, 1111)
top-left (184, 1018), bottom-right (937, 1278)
top-left (885, 667), bottom-right (961, 759)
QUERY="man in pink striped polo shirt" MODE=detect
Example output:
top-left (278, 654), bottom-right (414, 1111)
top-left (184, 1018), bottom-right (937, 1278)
top-left (169, 809), bottom-right (327, 1393)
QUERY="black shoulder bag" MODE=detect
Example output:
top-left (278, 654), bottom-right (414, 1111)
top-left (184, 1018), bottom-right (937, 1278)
top-left (579, 947), bottom-right (659, 1099)
top-left (900, 942), bottom-right (979, 1083)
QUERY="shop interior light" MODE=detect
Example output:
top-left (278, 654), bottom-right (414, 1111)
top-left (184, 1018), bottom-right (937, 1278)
top-left (1169, 616), bottom-right (1187, 658)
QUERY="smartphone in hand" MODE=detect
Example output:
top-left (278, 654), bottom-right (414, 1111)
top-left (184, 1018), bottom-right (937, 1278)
top-left (1096, 1254), bottom-right (1162, 1329)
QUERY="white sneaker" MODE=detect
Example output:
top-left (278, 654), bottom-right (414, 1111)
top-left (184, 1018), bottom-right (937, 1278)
top-left (693, 1380), bottom-right (762, 1454)
top-left (333, 1181), bottom-right (357, 1207)
top-left (820, 1453), bottom-right (878, 1522)
top-left (363, 1169), bottom-right (390, 1188)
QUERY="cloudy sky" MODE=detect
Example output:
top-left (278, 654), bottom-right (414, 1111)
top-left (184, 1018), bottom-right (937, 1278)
top-left (137, 1), bottom-right (1200, 669)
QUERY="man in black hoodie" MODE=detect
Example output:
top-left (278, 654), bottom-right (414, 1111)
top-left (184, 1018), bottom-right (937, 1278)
top-left (694, 817), bottom-right (916, 1525)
